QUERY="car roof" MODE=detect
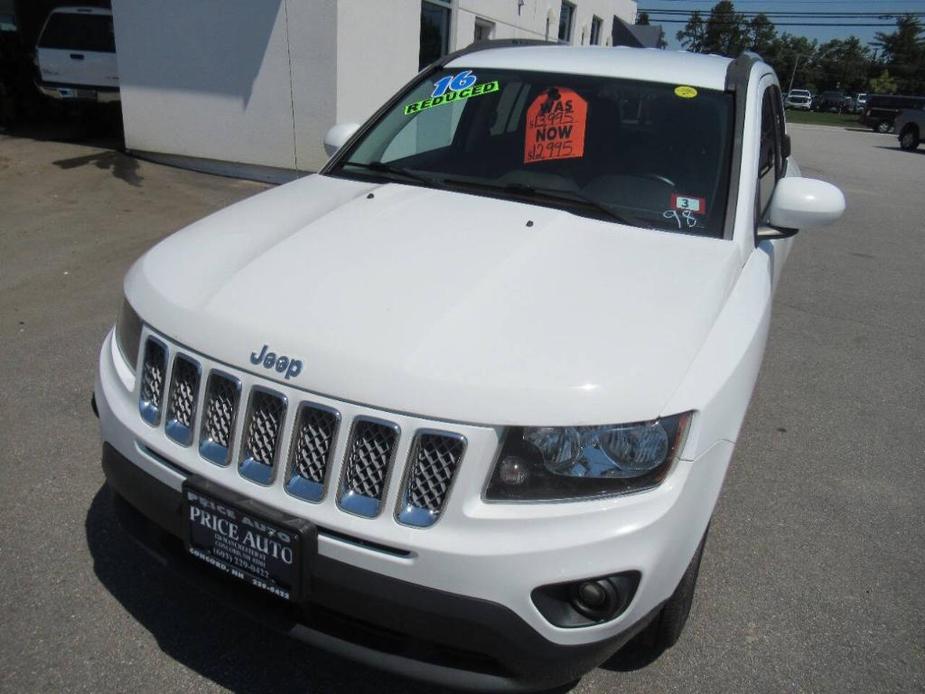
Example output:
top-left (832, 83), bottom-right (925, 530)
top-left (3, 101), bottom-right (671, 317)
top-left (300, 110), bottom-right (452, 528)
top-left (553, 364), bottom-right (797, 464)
top-left (50, 6), bottom-right (112, 16)
top-left (447, 46), bottom-right (735, 92)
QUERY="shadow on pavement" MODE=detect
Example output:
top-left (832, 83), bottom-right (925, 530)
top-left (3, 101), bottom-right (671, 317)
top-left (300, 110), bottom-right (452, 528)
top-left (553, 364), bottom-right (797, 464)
top-left (597, 638), bottom-right (664, 673)
top-left (874, 145), bottom-right (924, 155)
top-left (3, 101), bottom-right (138, 183)
top-left (53, 149), bottom-right (141, 186)
top-left (84, 485), bottom-right (443, 694)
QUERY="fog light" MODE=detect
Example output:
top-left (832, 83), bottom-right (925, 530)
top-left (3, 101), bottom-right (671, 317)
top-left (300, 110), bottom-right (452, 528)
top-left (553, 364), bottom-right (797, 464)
top-left (571, 579), bottom-right (619, 621)
top-left (577, 581), bottom-right (608, 608)
top-left (531, 572), bottom-right (640, 628)
top-left (498, 456), bottom-right (529, 486)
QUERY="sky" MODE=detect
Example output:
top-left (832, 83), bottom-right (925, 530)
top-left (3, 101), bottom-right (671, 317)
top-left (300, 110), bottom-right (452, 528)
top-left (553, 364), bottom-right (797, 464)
top-left (639, 0), bottom-right (925, 51)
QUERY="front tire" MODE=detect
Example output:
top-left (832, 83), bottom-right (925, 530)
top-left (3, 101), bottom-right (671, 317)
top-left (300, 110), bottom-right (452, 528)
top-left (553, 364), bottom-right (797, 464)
top-left (876, 120), bottom-right (893, 134)
top-left (625, 528), bottom-right (708, 657)
top-left (899, 125), bottom-right (920, 151)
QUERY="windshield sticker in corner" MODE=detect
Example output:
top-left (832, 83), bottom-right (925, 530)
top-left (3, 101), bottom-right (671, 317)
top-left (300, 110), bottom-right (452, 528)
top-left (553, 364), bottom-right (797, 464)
top-left (403, 71), bottom-right (500, 115)
top-left (524, 87), bottom-right (588, 164)
top-left (674, 85), bottom-right (698, 99)
top-left (672, 194), bottom-right (707, 215)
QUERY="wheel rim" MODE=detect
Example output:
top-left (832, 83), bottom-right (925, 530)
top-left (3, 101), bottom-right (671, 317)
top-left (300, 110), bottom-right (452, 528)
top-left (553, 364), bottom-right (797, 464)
top-left (901, 131), bottom-right (916, 148)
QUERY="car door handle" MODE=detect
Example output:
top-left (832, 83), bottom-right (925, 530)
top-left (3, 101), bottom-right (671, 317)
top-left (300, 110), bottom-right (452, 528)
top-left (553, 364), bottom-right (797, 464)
top-left (70, 53), bottom-right (85, 60)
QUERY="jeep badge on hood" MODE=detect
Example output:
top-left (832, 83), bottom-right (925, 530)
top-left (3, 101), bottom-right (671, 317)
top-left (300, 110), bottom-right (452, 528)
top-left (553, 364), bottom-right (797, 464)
top-left (250, 344), bottom-right (302, 380)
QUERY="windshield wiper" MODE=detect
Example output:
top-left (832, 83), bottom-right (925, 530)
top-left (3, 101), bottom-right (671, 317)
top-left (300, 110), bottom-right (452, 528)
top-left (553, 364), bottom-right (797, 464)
top-left (339, 160), bottom-right (441, 188)
top-left (501, 183), bottom-right (634, 226)
top-left (440, 178), bottom-right (633, 226)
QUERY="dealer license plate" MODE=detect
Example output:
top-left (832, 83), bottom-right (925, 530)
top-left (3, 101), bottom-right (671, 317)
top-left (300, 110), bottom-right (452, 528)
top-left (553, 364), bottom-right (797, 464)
top-left (182, 477), bottom-right (316, 602)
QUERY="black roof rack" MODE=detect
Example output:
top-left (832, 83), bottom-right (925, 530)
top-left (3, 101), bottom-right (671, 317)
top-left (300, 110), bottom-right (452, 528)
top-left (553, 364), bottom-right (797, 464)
top-left (725, 51), bottom-right (763, 92)
top-left (428, 39), bottom-right (559, 72)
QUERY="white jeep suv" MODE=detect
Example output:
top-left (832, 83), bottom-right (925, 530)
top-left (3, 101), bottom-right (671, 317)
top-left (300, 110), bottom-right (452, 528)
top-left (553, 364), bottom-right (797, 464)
top-left (95, 43), bottom-right (845, 691)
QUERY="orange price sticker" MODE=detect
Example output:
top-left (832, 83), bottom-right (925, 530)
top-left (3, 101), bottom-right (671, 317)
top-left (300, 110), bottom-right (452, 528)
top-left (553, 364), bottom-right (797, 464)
top-left (523, 87), bottom-right (588, 165)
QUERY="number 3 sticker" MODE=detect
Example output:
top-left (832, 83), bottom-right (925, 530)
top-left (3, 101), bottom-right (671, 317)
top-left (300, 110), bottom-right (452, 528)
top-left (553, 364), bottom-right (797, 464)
top-left (671, 194), bottom-right (707, 215)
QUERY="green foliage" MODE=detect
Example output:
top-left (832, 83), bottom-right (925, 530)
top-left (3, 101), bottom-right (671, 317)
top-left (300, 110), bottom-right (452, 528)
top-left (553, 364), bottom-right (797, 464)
top-left (870, 70), bottom-right (898, 94)
top-left (676, 10), bottom-right (705, 53)
top-left (873, 15), bottom-right (925, 93)
top-left (749, 14), bottom-right (776, 57)
top-left (703, 1), bottom-right (748, 56)
top-left (672, 1), bottom-right (925, 94)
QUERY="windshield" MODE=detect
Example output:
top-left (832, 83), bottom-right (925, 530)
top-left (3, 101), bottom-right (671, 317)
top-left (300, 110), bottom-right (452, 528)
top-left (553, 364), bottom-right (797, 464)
top-left (38, 13), bottom-right (115, 53)
top-left (330, 67), bottom-right (735, 237)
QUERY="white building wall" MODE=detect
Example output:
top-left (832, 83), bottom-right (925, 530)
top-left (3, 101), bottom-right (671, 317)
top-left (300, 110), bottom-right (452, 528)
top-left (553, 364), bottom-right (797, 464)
top-left (288, 0), bottom-right (338, 172)
top-left (112, 0), bottom-right (298, 169)
top-left (571, 0), bottom-right (638, 46)
top-left (113, 0), bottom-right (638, 176)
top-left (333, 0), bottom-right (420, 125)
top-left (452, 0), bottom-right (637, 49)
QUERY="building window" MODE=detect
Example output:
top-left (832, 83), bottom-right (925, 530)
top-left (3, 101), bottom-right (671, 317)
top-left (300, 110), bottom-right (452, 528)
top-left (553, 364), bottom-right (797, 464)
top-left (420, 1), bottom-right (451, 70)
top-left (474, 17), bottom-right (494, 43)
top-left (558, 1), bottom-right (575, 43)
top-left (590, 16), bottom-right (603, 45)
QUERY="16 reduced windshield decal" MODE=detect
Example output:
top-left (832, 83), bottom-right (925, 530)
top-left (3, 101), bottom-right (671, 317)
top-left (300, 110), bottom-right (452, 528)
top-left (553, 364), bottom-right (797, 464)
top-left (403, 70), bottom-right (500, 115)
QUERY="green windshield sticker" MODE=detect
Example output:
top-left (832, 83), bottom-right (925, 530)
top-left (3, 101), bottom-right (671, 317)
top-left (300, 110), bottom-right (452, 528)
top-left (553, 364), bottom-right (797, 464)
top-left (404, 80), bottom-right (501, 116)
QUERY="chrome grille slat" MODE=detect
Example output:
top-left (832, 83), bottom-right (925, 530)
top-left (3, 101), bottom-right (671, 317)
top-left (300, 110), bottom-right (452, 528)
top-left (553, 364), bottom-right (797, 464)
top-left (139, 338), bottom-right (167, 425)
top-left (165, 355), bottom-right (201, 446)
top-left (239, 389), bottom-right (287, 485)
top-left (286, 404), bottom-right (340, 502)
top-left (338, 418), bottom-right (400, 518)
top-left (398, 432), bottom-right (466, 528)
top-left (199, 372), bottom-right (240, 466)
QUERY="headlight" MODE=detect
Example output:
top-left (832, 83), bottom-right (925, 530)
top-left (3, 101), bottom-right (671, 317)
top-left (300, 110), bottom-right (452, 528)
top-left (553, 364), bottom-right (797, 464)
top-left (115, 299), bottom-right (143, 369)
top-left (485, 413), bottom-right (692, 502)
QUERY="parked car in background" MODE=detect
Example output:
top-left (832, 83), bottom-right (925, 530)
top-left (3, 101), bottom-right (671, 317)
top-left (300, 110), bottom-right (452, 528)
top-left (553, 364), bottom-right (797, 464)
top-left (895, 107), bottom-right (924, 151)
top-left (854, 93), bottom-right (868, 114)
top-left (785, 88), bottom-right (812, 110)
top-left (815, 91), bottom-right (847, 113)
top-left (861, 94), bottom-right (925, 133)
top-left (34, 6), bottom-right (119, 103)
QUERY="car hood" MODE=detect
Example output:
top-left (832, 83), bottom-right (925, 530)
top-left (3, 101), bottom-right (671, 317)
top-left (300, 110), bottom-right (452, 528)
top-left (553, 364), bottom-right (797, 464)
top-left (127, 174), bottom-right (741, 426)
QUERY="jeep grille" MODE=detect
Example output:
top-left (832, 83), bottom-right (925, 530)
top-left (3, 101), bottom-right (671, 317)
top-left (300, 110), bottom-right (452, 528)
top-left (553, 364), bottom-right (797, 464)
top-left (139, 338), bottom-right (167, 425)
top-left (286, 404), bottom-right (340, 503)
top-left (239, 389), bottom-right (286, 484)
top-left (199, 372), bottom-right (240, 465)
top-left (338, 419), bottom-right (399, 517)
top-left (398, 432), bottom-right (466, 527)
top-left (136, 333), bottom-right (477, 529)
top-left (165, 354), bottom-right (200, 445)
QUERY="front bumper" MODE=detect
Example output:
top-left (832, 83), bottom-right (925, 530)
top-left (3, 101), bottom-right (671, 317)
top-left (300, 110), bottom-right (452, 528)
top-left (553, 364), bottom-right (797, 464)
top-left (104, 442), bottom-right (653, 690)
top-left (96, 327), bottom-right (732, 687)
top-left (36, 80), bottom-right (120, 103)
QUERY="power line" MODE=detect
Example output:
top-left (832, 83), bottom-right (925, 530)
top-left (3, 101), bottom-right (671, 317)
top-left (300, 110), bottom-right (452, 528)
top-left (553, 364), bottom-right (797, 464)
top-left (652, 19), bottom-right (909, 25)
top-left (643, 8), bottom-right (924, 13)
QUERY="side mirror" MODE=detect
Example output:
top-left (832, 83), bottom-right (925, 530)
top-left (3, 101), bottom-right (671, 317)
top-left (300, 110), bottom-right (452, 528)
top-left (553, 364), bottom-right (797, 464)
top-left (323, 123), bottom-right (360, 158)
top-left (762, 177), bottom-right (845, 236)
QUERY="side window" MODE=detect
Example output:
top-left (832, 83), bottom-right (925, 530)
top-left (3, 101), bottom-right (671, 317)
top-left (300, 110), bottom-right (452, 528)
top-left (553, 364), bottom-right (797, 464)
top-left (757, 86), bottom-right (784, 223)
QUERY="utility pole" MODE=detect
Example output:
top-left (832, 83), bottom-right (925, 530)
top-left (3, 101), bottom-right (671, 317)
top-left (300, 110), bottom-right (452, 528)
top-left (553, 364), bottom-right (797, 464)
top-left (787, 54), bottom-right (804, 95)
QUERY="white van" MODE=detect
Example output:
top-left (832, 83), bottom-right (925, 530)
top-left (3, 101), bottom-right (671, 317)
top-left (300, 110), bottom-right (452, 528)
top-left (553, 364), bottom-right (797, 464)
top-left (34, 6), bottom-right (118, 102)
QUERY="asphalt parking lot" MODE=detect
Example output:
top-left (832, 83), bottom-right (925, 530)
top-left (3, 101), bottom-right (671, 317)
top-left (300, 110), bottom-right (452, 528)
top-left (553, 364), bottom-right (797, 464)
top-left (1, 123), bottom-right (923, 693)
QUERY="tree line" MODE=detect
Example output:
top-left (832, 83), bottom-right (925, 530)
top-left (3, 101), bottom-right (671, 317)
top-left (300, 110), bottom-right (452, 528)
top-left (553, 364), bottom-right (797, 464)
top-left (662, 1), bottom-right (925, 95)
